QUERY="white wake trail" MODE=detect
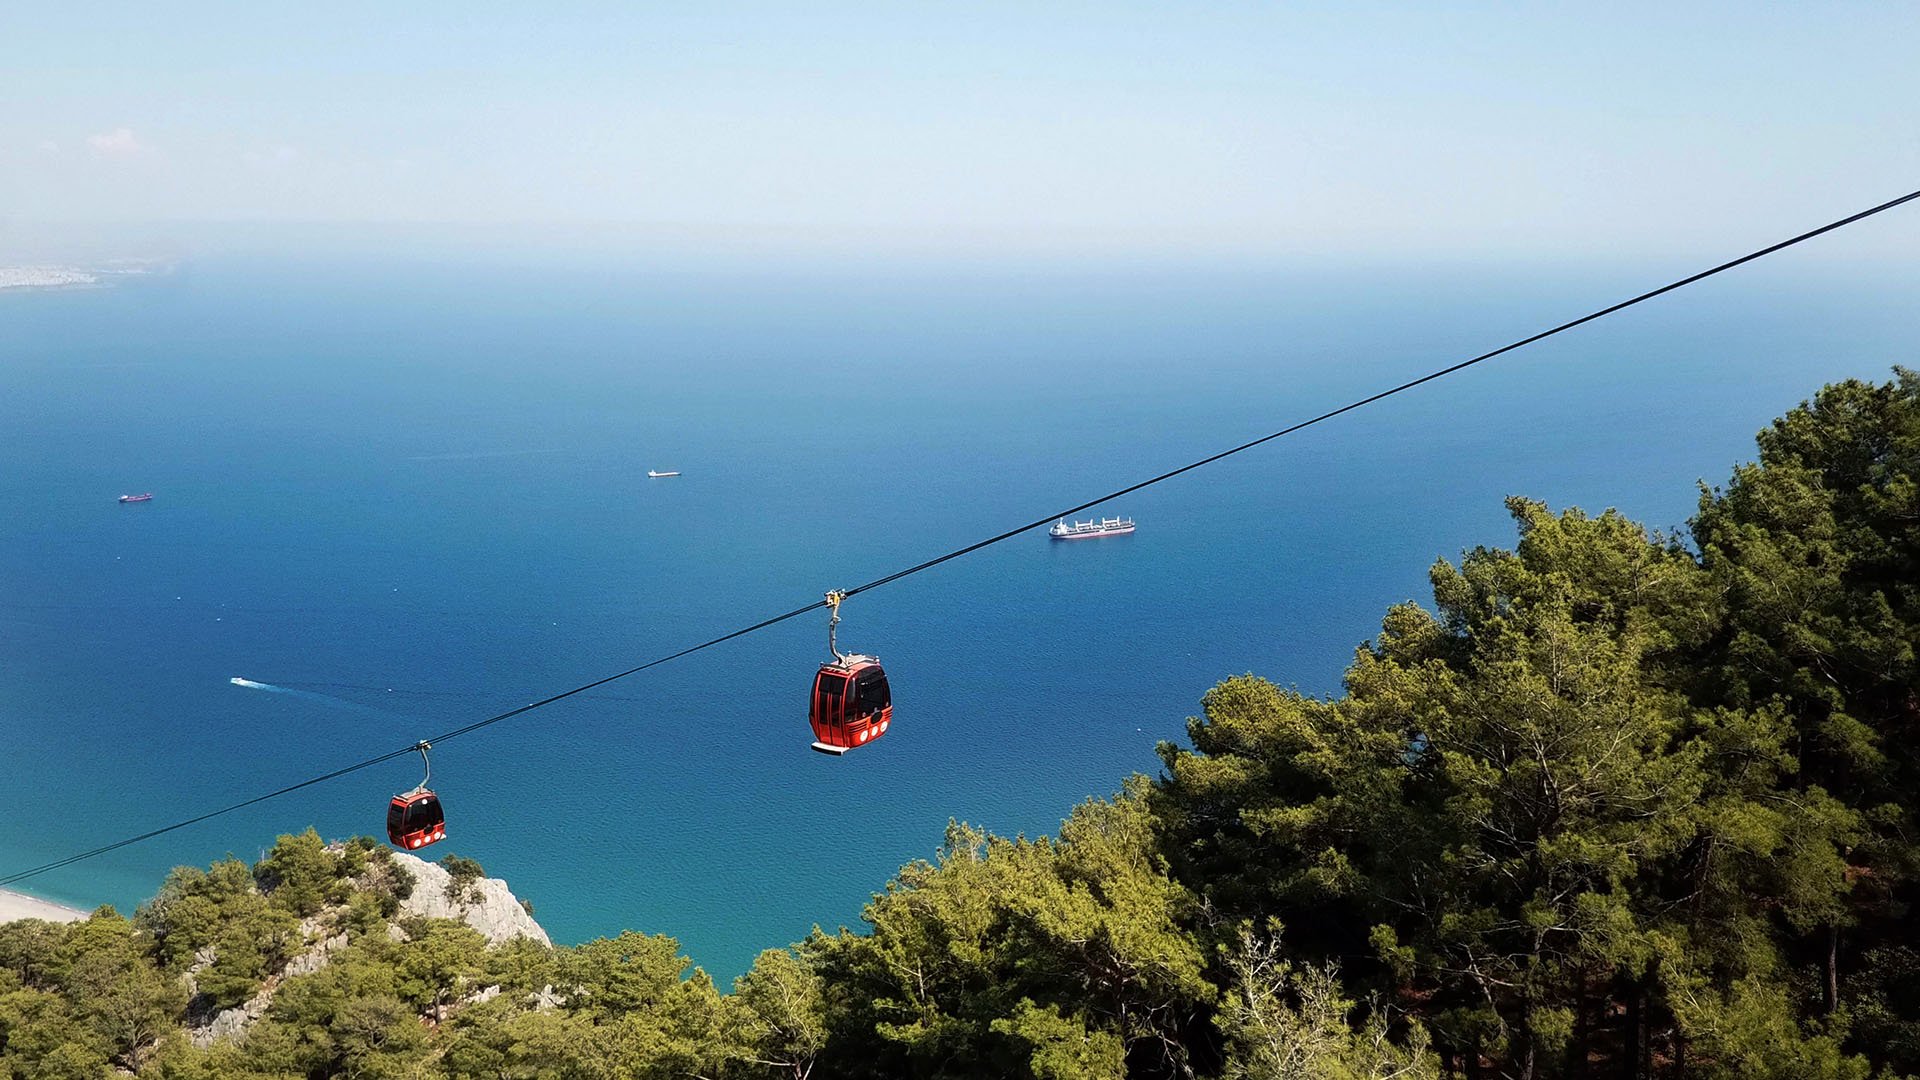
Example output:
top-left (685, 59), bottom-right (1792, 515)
top-left (228, 677), bottom-right (408, 721)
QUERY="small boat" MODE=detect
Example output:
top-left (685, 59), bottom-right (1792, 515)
top-left (647, 470), bottom-right (681, 478)
top-left (118, 493), bottom-right (153, 503)
top-left (1049, 515), bottom-right (1135, 540)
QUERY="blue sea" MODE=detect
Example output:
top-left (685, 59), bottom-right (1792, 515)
top-left (3, 248), bottom-right (1916, 978)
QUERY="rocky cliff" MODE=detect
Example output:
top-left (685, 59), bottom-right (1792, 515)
top-left (188, 847), bottom-right (549, 1046)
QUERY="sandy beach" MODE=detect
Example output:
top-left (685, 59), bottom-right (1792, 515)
top-left (0, 887), bottom-right (89, 924)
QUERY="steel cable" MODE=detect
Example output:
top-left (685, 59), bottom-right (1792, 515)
top-left (4, 187), bottom-right (1914, 889)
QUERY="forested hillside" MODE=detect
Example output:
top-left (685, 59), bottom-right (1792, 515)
top-left (3, 370), bottom-right (1916, 1080)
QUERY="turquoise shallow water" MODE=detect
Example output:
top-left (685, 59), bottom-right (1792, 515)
top-left (2, 252), bottom-right (1915, 977)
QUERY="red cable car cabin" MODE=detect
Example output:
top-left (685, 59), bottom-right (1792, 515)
top-left (387, 790), bottom-right (446, 850)
top-left (810, 655), bottom-right (892, 755)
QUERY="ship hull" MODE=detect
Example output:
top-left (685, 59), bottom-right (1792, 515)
top-left (1050, 526), bottom-right (1134, 540)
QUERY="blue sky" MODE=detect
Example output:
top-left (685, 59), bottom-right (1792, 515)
top-left (3, 2), bottom-right (1916, 257)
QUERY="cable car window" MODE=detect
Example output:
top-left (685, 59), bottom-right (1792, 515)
top-left (407, 798), bottom-right (441, 832)
top-left (854, 670), bottom-right (890, 715)
top-left (817, 674), bottom-right (847, 699)
top-left (387, 803), bottom-right (406, 831)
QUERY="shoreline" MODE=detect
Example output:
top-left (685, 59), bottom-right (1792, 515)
top-left (0, 267), bottom-right (101, 291)
top-left (0, 886), bottom-right (90, 924)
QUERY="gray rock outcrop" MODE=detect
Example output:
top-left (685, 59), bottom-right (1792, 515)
top-left (388, 852), bottom-right (550, 946)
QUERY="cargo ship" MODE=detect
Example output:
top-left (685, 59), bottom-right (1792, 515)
top-left (647, 470), bottom-right (681, 478)
top-left (118, 493), bottom-right (153, 503)
top-left (1049, 515), bottom-right (1134, 540)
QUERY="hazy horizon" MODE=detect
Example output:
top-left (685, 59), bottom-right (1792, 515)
top-left (5, 3), bottom-right (1917, 264)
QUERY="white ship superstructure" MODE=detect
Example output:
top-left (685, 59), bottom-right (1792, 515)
top-left (1048, 516), bottom-right (1135, 540)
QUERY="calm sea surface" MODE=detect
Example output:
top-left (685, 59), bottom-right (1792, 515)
top-left (3, 251), bottom-right (1915, 977)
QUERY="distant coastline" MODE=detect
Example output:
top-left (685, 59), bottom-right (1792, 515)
top-left (0, 886), bottom-right (89, 924)
top-left (0, 259), bottom-right (177, 292)
top-left (0, 266), bottom-right (101, 291)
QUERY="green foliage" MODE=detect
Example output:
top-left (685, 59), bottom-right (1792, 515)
top-left (0, 981), bottom-right (109, 1080)
top-left (61, 911), bottom-right (187, 1069)
top-left (356, 843), bottom-right (414, 911)
top-left (1689, 369), bottom-right (1920, 1068)
top-left (253, 829), bottom-right (353, 916)
top-left (1664, 975), bottom-right (1869, 1080)
top-left (439, 854), bottom-right (486, 905)
top-left (991, 1002), bottom-right (1127, 1080)
top-left (810, 785), bottom-right (1213, 1078)
top-left (0, 920), bottom-right (69, 988)
top-left (1142, 371), bottom-right (1920, 1076)
top-left (1219, 926), bottom-right (1435, 1080)
top-left (398, 921), bottom-right (488, 1019)
top-left (1151, 487), bottom-right (1892, 1074)
top-left (199, 904), bottom-right (300, 1009)
top-left (563, 930), bottom-right (690, 1016)
top-left (134, 857), bottom-right (305, 1011)
top-left (728, 947), bottom-right (829, 1078)
top-left (1848, 945), bottom-right (1920, 1072)
top-left (136, 859), bottom-right (255, 968)
top-left (439, 1007), bottom-right (601, 1079)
